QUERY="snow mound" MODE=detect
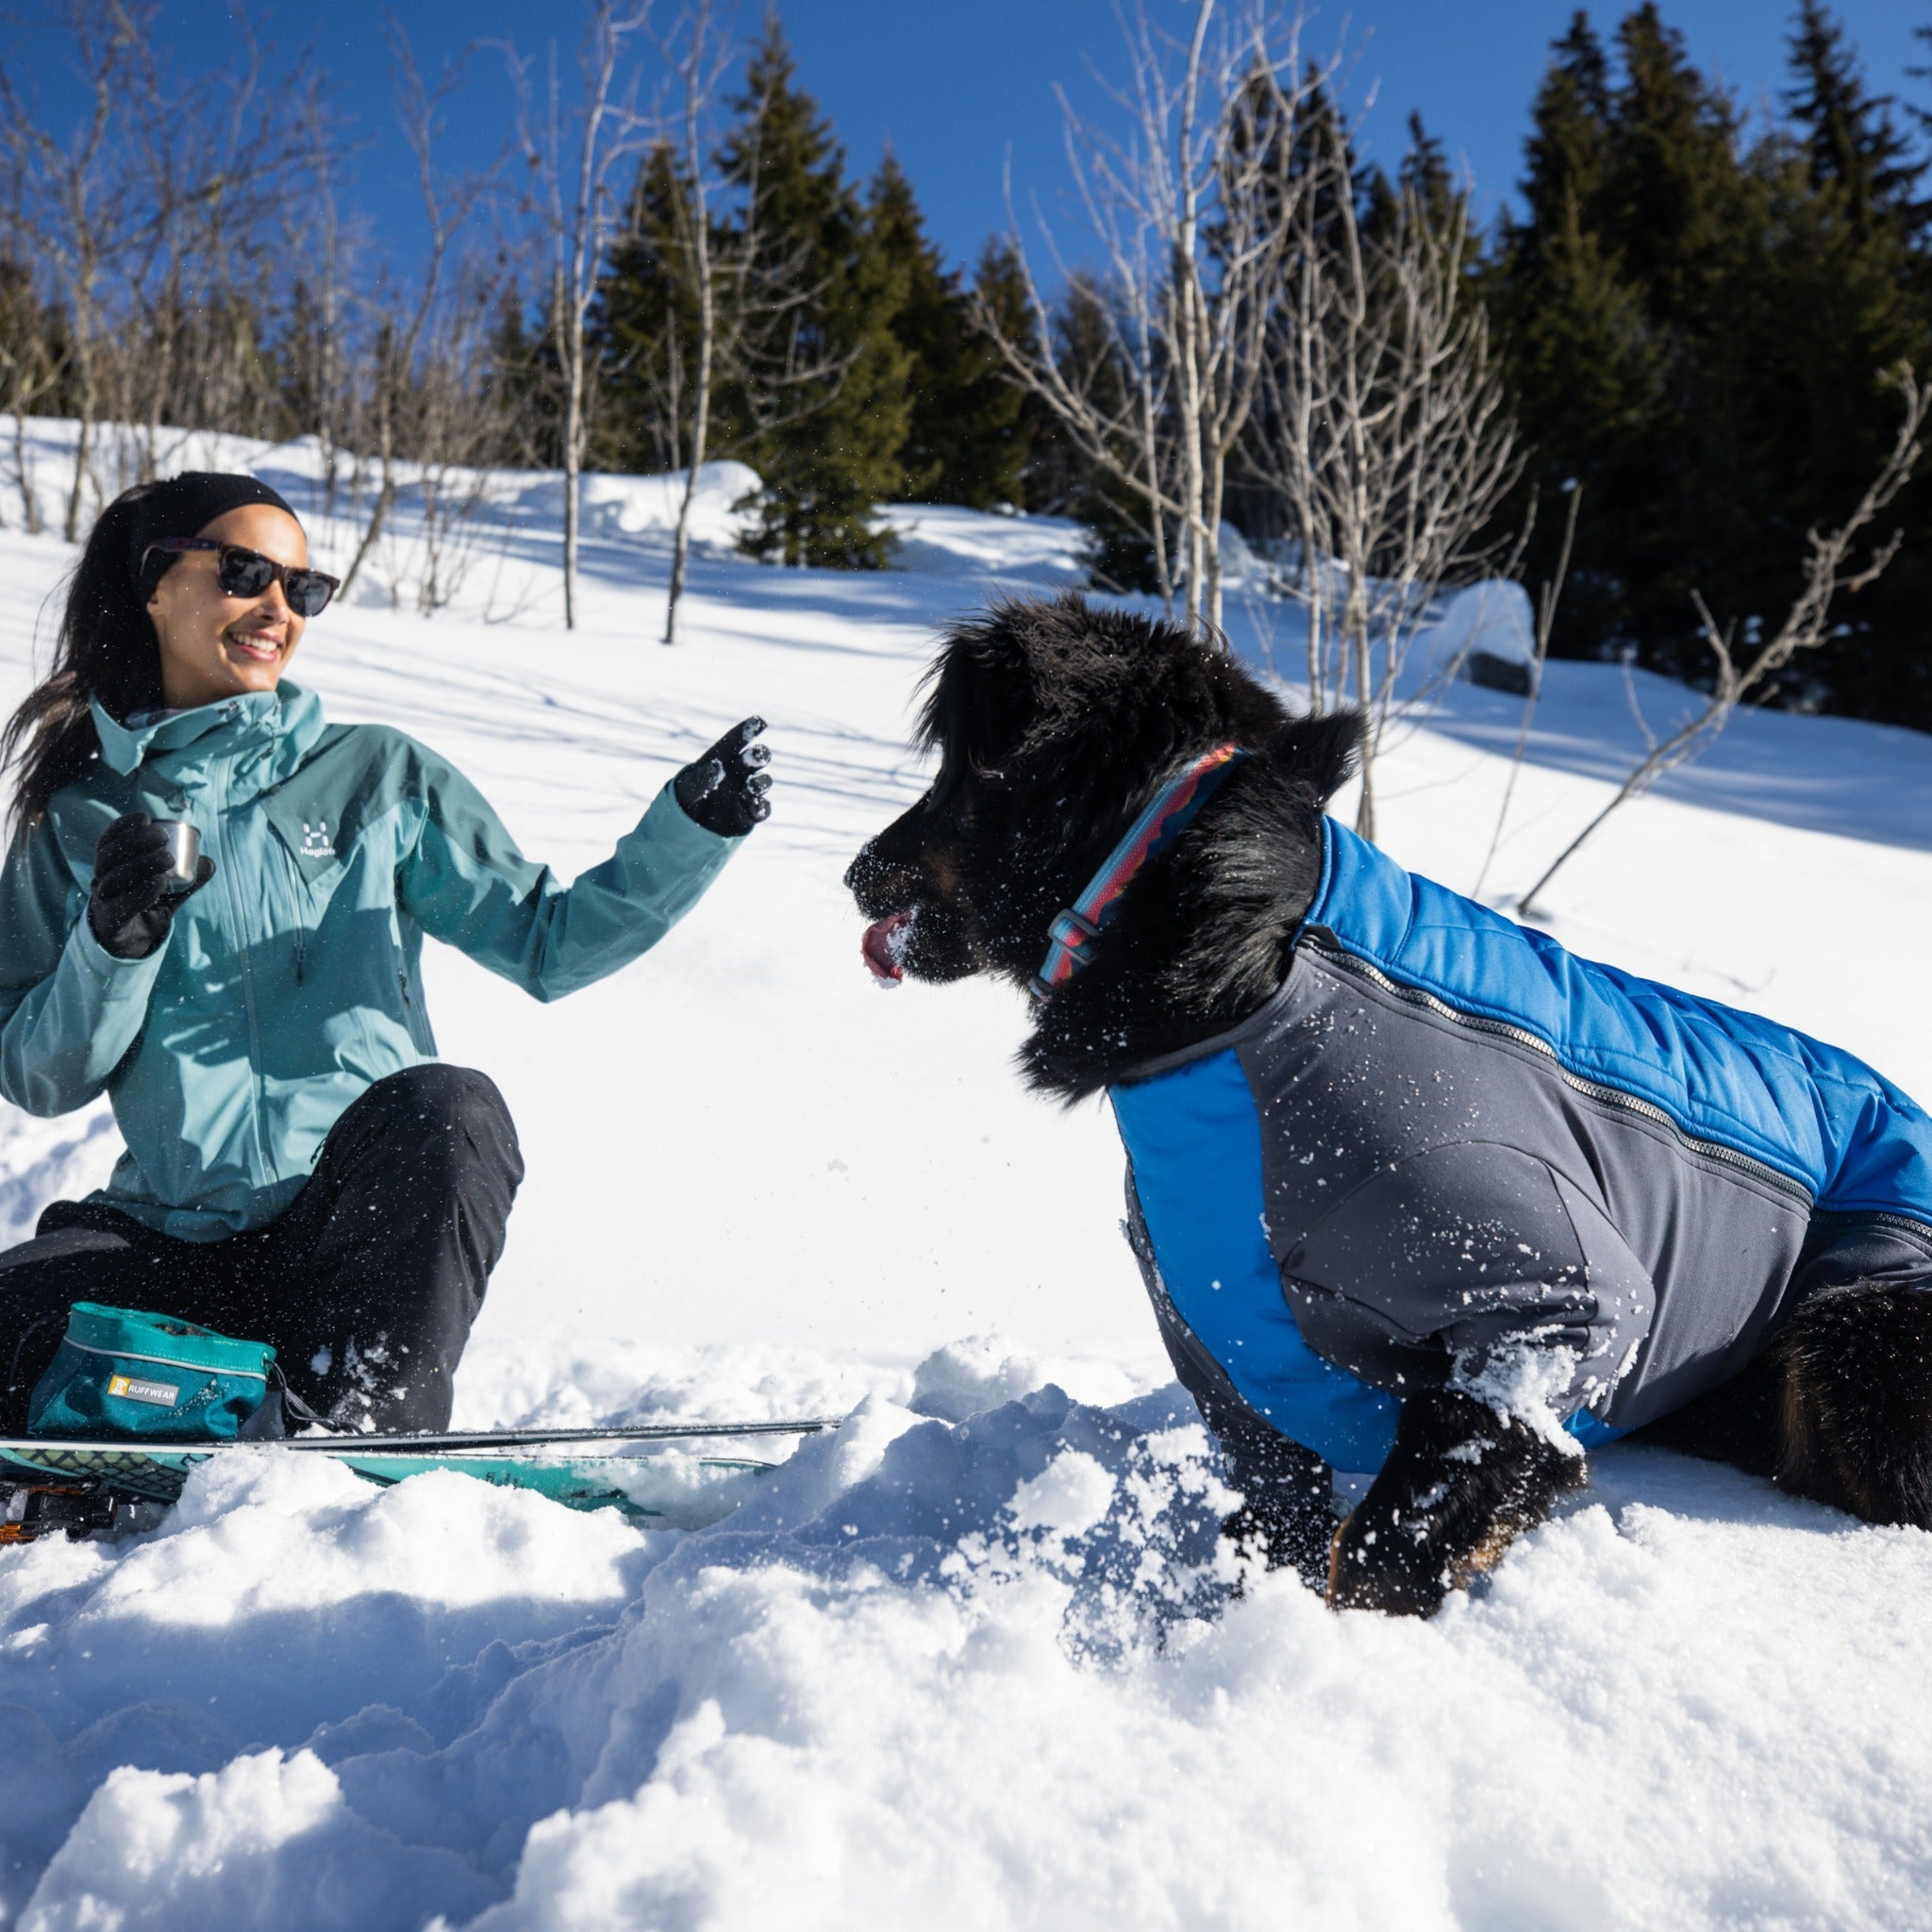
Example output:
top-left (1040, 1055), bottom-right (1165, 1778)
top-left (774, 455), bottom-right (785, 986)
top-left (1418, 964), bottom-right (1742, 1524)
top-left (7, 1372), bottom-right (1927, 1929)
top-left (24, 1749), bottom-right (494, 1932)
top-left (879, 503), bottom-right (1089, 587)
top-left (1421, 577), bottom-right (1539, 676)
top-left (0, 1102), bottom-right (120, 1250)
top-left (513, 462), bottom-right (762, 551)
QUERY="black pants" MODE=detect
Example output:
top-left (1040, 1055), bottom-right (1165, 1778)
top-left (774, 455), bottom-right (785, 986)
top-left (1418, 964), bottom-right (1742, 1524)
top-left (0, 1064), bottom-right (523, 1435)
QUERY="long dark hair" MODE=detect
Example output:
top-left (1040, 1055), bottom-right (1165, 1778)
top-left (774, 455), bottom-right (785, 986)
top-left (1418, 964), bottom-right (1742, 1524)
top-left (2, 486), bottom-right (170, 830)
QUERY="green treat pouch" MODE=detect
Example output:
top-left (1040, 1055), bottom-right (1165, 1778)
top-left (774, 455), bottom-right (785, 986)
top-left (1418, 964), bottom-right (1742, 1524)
top-left (27, 1303), bottom-right (276, 1441)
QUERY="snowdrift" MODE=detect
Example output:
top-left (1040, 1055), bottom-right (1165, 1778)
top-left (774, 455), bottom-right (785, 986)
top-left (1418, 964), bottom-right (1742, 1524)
top-left (0, 420), bottom-right (1929, 1928)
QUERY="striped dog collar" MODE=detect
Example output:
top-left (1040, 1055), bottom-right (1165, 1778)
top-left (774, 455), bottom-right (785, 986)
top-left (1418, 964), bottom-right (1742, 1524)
top-left (1031, 741), bottom-right (1252, 1001)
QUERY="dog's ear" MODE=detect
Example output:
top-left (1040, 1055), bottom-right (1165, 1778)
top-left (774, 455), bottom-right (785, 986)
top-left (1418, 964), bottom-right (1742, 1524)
top-left (1271, 708), bottom-right (1364, 806)
top-left (916, 619), bottom-right (1033, 784)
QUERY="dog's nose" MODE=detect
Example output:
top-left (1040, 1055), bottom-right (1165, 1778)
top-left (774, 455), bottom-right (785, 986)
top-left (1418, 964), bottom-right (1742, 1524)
top-left (843, 842), bottom-right (888, 899)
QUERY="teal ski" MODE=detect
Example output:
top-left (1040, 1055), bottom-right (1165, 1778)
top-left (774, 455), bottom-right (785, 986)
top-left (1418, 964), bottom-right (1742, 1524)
top-left (0, 1416), bottom-right (841, 1542)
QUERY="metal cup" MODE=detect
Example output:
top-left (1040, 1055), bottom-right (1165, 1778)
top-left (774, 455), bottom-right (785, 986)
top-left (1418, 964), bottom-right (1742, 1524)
top-left (152, 820), bottom-right (202, 896)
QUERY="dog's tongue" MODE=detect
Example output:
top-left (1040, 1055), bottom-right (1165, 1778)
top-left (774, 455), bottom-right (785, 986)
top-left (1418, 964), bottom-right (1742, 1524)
top-left (861, 911), bottom-right (911, 985)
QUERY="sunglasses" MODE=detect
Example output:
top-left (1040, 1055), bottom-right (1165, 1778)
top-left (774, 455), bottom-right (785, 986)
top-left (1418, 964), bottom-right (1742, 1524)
top-left (143, 537), bottom-right (341, 618)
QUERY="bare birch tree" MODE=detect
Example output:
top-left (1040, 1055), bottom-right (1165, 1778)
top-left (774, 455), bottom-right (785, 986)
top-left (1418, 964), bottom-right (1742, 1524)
top-left (0, 2), bottom-right (163, 540)
top-left (656, 0), bottom-right (729, 645)
top-left (1250, 114), bottom-right (1522, 841)
top-left (0, 1), bottom-right (303, 528)
top-left (510, 3), bottom-right (656, 631)
top-left (0, 241), bottom-right (59, 536)
top-left (338, 26), bottom-right (498, 602)
top-left (284, 87), bottom-right (363, 521)
top-left (973, 0), bottom-right (1322, 628)
top-left (1518, 367), bottom-right (1926, 918)
top-left (110, 15), bottom-right (303, 478)
top-left (408, 268), bottom-right (516, 615)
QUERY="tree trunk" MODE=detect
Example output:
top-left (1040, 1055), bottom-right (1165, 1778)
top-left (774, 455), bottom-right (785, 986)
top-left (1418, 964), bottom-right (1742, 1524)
top-left (561, 249), bottom-right (584, 633)
top-left (1204, 424), bottom-right (1225, 634)
top-left (1351, 622), bottom-right (1375, 842)
top-left (10, 410), bottom-right (39, 535)
top-left (339, 379), bottom-right (396, 601)
top-left (1171, 2), bottom-right (1212, 626)
top-left (666, 90), bottom-right (717, 648)
top-left (563, 383), bottom-right (581, 632)
top-left (663, 367), bottom-right (710, 643)
top-left (63, 325), bottom-right (94, 543)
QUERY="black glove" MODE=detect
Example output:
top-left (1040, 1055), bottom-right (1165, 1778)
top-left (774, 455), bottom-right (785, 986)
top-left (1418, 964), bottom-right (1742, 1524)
top-left (88, 813), bottom-right (215, 960)
top-left (674, 716), bottom-right (773, 838)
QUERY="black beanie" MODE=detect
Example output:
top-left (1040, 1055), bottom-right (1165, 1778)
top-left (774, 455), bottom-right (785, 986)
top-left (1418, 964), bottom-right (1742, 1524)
top-left (121, 472), bottom-right (299, 601)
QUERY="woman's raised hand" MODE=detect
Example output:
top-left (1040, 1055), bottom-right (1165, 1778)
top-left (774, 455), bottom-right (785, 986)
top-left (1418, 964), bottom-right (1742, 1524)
top-left (674, 717), bottom-right (773, 838)
top-left (89, 813), bottom-right (215, 960)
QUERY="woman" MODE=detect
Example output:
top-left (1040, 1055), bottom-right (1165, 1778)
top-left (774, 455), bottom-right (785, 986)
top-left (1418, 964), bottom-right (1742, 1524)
top-left (0, 471), bottom-right (771, 1433)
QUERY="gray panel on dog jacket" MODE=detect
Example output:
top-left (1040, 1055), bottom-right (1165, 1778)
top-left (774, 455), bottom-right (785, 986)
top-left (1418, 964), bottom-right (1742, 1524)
top-left (1108, 818), bottom-right (1932, 1473)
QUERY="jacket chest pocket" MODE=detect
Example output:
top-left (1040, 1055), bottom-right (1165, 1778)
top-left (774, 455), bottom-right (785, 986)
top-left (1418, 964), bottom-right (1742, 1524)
top-left (259, 800), bottom-right (359, 987)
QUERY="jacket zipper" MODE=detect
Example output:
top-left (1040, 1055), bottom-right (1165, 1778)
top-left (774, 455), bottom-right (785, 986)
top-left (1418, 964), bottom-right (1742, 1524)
top-left (59, 1337), bottom-right (268, 1383)
top-left (1859, 1209), bottom-right (1932, 1245)
top-left (273, 837), bottom-right (308, 986)
top-left (1301, 928), bottom-right (1817, 1209)
top-left (211, 750), bottom-right (274, 1181)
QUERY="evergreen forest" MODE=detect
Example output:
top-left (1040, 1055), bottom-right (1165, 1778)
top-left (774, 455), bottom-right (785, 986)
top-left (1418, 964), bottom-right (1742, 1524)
top-left (4, 4), bottom-right (1932, 726)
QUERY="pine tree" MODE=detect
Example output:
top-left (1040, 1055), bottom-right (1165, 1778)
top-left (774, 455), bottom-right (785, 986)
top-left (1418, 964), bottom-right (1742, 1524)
top-left (1515, 12), bottom-right (1614, 266)
top-left (484, 283), bottom-right (561, 469)
top-left (1785, 1), bottom-right (1923, 237)
top-left (1486, 12), bottom-right (1668, 651)
top-left (1486, 4), bottom-right (1932, 725)
top-left (1603, 4), bottom-right (1748, 332)
top-left (960, 239), bottom-right (1040, 510)
top-left (715, 17), bottom-right (908, 569)
top-left (866, 158), bottom-right (1030, 509)
top-left (1602, 5), bottom-right (1767, 660)
top-left (1045, 273), bottom-right (1166, 594)
top-left (593, 142), bottom-right (702, 475)
top-left (1756, 5), bottom-right (1932, 719)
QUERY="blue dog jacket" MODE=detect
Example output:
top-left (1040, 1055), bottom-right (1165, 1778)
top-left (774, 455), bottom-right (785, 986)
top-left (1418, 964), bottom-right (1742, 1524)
top-left (1109, 819), bottom-right (1932, 1473)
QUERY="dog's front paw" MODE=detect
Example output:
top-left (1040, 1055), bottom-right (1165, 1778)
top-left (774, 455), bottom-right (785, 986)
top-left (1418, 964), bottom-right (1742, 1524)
top-left (1223, 1494), bottom-right (1337, 1591)
top-left (1325, 1482), bottom-right (1468, 1617)
top-left (1326, 1389), bottom-right (1583, 1617)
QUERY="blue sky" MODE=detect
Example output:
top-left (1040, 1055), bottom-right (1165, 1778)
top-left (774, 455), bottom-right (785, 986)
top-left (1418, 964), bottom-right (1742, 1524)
top-left (11, 1), bottom-right (1929, 275)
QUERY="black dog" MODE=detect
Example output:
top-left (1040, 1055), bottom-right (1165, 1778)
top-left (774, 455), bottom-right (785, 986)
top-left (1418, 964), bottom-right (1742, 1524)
top-left (847, 592), bottom-right (1932, 1615)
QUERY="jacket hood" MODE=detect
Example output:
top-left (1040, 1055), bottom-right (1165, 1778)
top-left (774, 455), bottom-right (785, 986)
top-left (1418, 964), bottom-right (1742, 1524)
top-left (91, 682), bottom-right (328, 794)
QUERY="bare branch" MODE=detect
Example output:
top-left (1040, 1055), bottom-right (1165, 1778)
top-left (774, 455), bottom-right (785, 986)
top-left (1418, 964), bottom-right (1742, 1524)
top-left (970, 1), bottom-right (1325, 628)
top-left (1519, 366), bottom-right (1926, 917)
top-left (1249, 103), bottom-right (1524, 840)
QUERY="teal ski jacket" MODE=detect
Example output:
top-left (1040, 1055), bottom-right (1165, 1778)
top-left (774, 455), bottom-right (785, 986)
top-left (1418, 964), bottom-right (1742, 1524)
top-left (0, 683), bottom-right (740, 1241)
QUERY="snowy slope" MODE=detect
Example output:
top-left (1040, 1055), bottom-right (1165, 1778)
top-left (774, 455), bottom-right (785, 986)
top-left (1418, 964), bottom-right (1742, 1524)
top-left (0, 429), bottom-right (1929, 1928)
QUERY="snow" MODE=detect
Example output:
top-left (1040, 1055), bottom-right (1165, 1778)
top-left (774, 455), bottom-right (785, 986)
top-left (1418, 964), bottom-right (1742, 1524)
top-left (1, 418), bottom-right (1929, 1927)
top-left (1423, 575), bottom-right (1538, 672)
top-left (878, 501), bottom-right (1090, 588)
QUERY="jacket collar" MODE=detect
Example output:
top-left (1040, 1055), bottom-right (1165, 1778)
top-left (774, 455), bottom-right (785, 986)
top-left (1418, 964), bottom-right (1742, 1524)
top-left (92, 681), bottom-right (326, 785)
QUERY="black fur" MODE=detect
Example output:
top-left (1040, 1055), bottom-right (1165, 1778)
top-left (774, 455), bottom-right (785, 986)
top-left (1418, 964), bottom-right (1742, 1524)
top-left (1327, 1391), bottom-right (1583, 1616)
top-left (845, 592), bottom-right (1357, 1098)
top-left (847, 592), bottom-right (1932, 1614)
top-left (1198, 1375), bottom-right (1341, 1589)
top-left (1632, 1278), bottom-right (1932, 1530)
top-left (1773, 1280), bottom-right (1932, 1524)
